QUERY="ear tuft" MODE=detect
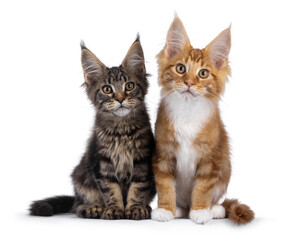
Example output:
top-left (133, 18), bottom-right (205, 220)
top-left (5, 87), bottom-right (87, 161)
top-left (134, 33), bottom-right (140, 43)
top-left (206, 27), bottom-right (231, 69)
top-left (80, 40), bottom-right (87, 50)
top-left (164, 16), bottom-right (191, 58)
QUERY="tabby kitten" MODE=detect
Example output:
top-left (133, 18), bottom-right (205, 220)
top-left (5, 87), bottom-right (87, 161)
top-left (151, 16), bottom-right (254, 224)
top-left (30, 36), bottom-right (156, 220)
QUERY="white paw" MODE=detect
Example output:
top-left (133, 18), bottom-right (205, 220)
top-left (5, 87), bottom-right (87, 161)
top-left (151, 208), bottom-right (174, 222)
top-left (211, 205), bottom-right (225, 219)
top-left (189, 209), bottom-right (213, 224)
top-left (175, 207), bottom-right (188, 218)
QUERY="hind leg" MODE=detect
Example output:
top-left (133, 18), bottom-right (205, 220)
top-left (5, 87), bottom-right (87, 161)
top-left (76, 204), bottom-right (103, 218)
top-left (73, 183), bottom-right (105, 219)
top-left (210, 182), bottom-right (227, 219)
top-left (211, 205), bottom-right (225, 219)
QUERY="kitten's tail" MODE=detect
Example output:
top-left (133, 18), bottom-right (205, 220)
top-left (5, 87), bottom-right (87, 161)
top-left (220, 198), bottom-right (255, 225)
top-left (29, 196), bottom-right (75, 216)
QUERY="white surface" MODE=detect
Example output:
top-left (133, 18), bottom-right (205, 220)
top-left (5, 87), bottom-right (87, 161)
top-left (1, 0), bottom-right (300, 239)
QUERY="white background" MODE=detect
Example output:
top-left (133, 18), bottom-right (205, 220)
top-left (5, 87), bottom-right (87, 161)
top-left (1, 0), bottom-right (299, 239)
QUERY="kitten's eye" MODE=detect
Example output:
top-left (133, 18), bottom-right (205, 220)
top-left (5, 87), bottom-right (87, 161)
top-left (176, 64), bottom-right (186, 74)
top-left (198, 69), bottom-right (209, 79)
top-left (125, 82), bottom-right (135, 91)
top-left (102, 85), bottom-right (112, 94)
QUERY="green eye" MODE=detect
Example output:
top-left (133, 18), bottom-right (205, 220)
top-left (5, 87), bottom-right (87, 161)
top-left (198, 69), bottom-right (209, 79)
top-left (176, 64), bottom-right (186, 74)
top-left (102, 85), bottom-right (112, 94)
top-left (125, 82), bottom-right (135, 91)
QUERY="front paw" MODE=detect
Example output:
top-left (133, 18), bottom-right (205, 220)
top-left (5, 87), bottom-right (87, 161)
top-left (189, 209), bottom-right (213, 224)
top-left (151, 208), bottom-right (174, 222)
top-left (101, 206), bottom-right (124, 220)
top-left (125, 205), bottom-right (151, 220)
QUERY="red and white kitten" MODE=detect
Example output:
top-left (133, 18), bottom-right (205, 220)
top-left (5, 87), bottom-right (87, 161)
top-left (151, 16), bottom-right (254, 224)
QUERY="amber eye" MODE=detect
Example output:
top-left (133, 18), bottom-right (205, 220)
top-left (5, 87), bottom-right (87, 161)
top-left (198, 69), bottom-right (209, 79)
top-left (176, 64), bottom-right (186, 74)
top-left (125, 82), bottom-right (135, 91)
top-left (102, 85), bottom-right (112, 94)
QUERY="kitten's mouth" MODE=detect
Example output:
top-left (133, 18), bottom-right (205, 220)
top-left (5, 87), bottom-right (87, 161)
top-left (181, 89), bottom-right (196, 97)
top-left (113, 106), bottom-right (131, 117)
top-left (117, 105), bottom-right (127, 109)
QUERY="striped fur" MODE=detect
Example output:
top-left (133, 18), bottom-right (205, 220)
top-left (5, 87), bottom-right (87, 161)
top-left (152, 16), bottom-right (254, 225)
top-left (30, 36), bottom-right (156, 220)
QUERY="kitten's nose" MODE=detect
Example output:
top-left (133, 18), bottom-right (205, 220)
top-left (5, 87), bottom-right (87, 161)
top-left (184, 80), bottom-right (195, 88)
top-left (115, 93), bottom-right (125, 103)
top-left (116, 97), bottom-right (125, 103)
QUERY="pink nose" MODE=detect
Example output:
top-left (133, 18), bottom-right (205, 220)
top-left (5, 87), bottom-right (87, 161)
top-left (184, 80), bottom-right (195, 88)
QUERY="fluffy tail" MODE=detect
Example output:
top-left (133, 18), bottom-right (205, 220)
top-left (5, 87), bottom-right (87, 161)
top-left (29, 196), bottom-right (75, 216)
top-left (221, 198), bottom-right (255, 225)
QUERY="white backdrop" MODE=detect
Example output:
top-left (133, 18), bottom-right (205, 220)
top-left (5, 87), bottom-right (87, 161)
top-left (1, 0), bottom-right (299, 239)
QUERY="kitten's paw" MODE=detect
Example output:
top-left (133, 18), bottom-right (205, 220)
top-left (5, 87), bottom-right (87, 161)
top-left (151, 208), bottom-right (174, 222)
top-left (76, 204), bottom-right (103, 219)
top-left (125, 205), bottom-right (151, 220)
top-left (211, 205), bottom-right (225, 219)
top-left (101, 206), bottom-right (124, 220)
top-left (189, 209), bottom-right (213, 224)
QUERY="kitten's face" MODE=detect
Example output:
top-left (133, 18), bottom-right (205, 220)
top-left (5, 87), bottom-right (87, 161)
top-left (81, 37), bottom-right (148, 117)
top-left (92, 67), bottom-right (144, 117)
top-left (158, 17), bottom-right (231, 101)
top-left (159, 48), bottom-right (222, 100)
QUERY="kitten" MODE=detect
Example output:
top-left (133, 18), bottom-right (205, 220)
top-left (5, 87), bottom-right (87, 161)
top-left (29, 36), bottom-right (156, 220)
top-left (151, 16), bottom-right (254, 224)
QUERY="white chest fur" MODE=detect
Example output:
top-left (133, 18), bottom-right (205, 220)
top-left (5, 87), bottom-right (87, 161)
top-left (164, 92), bottom-right (215, 207)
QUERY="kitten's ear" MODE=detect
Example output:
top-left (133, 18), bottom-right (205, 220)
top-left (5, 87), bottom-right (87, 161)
top-left (205, 26), bottom-right (231, 69)
top-left (81, 41), bottom-right (107, 85)
top-left (122, 35), bottom-right (146, 78)
top-left (164, 16), bottom-right (191, 58)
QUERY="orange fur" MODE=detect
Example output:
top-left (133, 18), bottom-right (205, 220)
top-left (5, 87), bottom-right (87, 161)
top-left (152, 104), bottom-right (177, 214)
top-left (152, 16), bottom-right (254, 224)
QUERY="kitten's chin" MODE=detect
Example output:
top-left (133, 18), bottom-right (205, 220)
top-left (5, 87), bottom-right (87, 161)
top-left (113, 107), bottom-right (131, 117)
